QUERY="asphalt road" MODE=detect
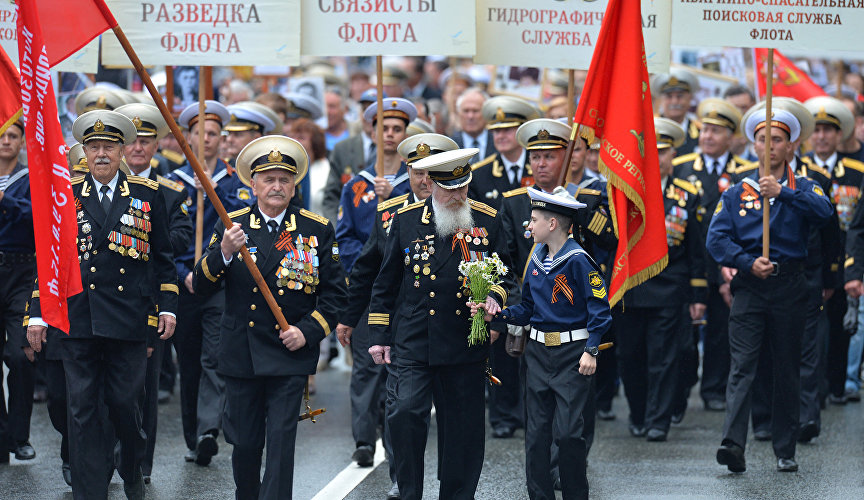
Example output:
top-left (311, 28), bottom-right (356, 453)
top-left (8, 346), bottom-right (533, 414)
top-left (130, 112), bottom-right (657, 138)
top-left (2, 358), bottom-right (863, 499)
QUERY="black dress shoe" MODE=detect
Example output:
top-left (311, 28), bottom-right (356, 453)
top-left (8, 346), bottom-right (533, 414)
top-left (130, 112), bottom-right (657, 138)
top-left (828, 393), bottom-right (847, 405)
top-left (797, 421), bottom-right (819, 443)
top-left (716, 443), bottom-right (746, 473)
top-left (143, 475), bottom-right (151, 485)
top-left (184, 449), bottom-right (197, 463)
top-left (352, 445), bottom-right (374, 467)
top-left (195, 432), bottom-right (218, 466)
top-left (777, 457), bottom-right (798, 472)
top-left (11, 442), bottom-right (35, 460)
top-left (671, 412), bottom-right (684, 424)
top-left (704, 400), bottom-right (726, 412)
top-left (492, 426), bottom-right (515, 438)
top-left (628, 424), bottom-right (646, 438)
top-left (386, 481), bottom-right (401, 499)
top-left (646, 429), bottom-right (667, 442)
top-left (62, 462), bottom-right (72, 486)
top-left (123, 468), bottom-right (145, 500)
top-left (845, 389), bottom-right (861, 402)
top-left (753, 430), bottom-right (772, 441)
top-left (597, 409), bottom-right (616, 421)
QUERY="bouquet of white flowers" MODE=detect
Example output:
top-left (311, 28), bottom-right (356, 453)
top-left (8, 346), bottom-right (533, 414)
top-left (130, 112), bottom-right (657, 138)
top-left (459, 252), bottom-right (509, 346)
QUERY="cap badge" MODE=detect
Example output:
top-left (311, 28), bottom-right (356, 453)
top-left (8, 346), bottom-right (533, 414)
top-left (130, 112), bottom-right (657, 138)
top-left (416, 143), bottom-right (431, 156)
top-left (230, 113), bottom-right (238, 123)
top-left (668, 77), bottom-right (679, 86)
top-left (268, 150), bottom-right (283, 163)
top-left (391, 100), bottom-right (398, 108)
top-left (96, 96), bottom-right (107, 108)
top-left (93, 119), bottom-right (105, 132)
top-left (538, 129), bottom-right (549, 140)
top-left (816, 107), bottom-right (829, 120)
top-left (132, 117), bottom-right (143, 128)
top-left (495, 108), bottom-right (505, 121)
top-left (452, 165), bottom-right (465, 176)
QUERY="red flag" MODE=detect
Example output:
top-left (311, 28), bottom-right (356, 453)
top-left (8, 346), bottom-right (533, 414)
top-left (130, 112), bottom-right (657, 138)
top-left (0, 47), bottom-right (22, 137)
top-left (17, 0), bottom-right (85, 332)
top-left (31, 0), bottom-right (117, 67)
top-left (573, 0), bottom-right (668, 307)
top-left (755, 48), bottom-right (827, 102)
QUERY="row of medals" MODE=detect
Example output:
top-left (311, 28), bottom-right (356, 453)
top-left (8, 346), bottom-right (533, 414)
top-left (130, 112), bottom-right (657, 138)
top-left (276, 242), bottom-right (319, 294)
top-left (406, 238), bottom-right (435, 288)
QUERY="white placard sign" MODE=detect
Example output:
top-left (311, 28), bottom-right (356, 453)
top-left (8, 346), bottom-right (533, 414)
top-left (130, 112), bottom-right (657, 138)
top-left (474, 0), bottom-right (671, 73)
top-left (302, 0), bottom-right (475, 57)
top-left (671, 1), bottom-right (864, 51)
top-left (100, 0), bottom-right (300, 66)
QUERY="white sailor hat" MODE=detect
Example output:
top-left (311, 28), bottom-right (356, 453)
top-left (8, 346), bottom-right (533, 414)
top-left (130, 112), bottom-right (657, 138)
top-left (225, 102), bottom-right (277, 135)
top-left (482, 96), bottom-right (540, 130)
top-left (406, 119), bottom-right (435, 137)
top-left (554, 117), bottom-right (597, 147)
top-left (438, 68), bottom-right (474, 90)
top-left (413, 147), bottom-right (477, 189)
top-left (651, 67), bottom-right (700, 95)
top-left (654, 117), bottom-right (685, 149)
top-left (804, 96), bottom-right (856, 140)
top-left (744, 108), bottom-right (800, 143)
top-left (74, 87), bottom-right (127, 116)
top-left (742, 97), bottom-right (813, 142)
top-left (697, 98), bottom-right (742, 133)
top-left (381, 65), bottom-right (408, 86)
top-left (283, 92), bottom-right (323, 121)
top-left (114, 103), bottom-right (170, 140)
top-left (359, 89), bottom-right (385, 106)
top-left (363, 97), bottom-right (417, 125)
top-left (178, 100), bottom-right (231, 130)
top-left (238, 101), bottom-right (285, 135)
top-left (68, 143), bottom-right (88, 172)
top-left (516, 118), bottom-right (571, 150)
top-left (398, 133), bottom-right (459, 165)
top-left (528, 186), bottom-right (586, 217)
top-left (235, 135), bottom-right (309, 188)
top-left (72, 110), bottom-right (137, 145)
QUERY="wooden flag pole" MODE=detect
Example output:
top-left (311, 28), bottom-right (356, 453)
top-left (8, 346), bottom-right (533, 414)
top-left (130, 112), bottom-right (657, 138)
top-left (835, 60), bottom-right (845, 99)
top-left (375, 56), bottom-right (385, 203)
top-left (165, 66), bottom-right (174, 116)
top-left (762, 48), bottom-right (774, 259)
top-left (110, 25), bottom-right (291, 332)
top-left (567, 69), bottom-right (576, 126)
top-left (556, 122), bottom-right (582, 188)
top-left (193, 68), bottom-right (207, 262)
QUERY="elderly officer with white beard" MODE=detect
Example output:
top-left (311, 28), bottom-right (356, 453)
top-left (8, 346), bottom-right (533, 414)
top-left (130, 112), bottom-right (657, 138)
top-left (367, 148), bottom-right (515, 500)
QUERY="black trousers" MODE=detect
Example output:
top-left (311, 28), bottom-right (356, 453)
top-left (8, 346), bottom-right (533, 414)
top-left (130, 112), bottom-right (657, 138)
top-left (388, 359), bottom-right (485, 500)
top-left (42, 355), bottom-right (69, 463)
top-left (64, 337), bottom-right (147, 500)
top-left (488, 328), bottom-right (524, 431)
top-left (825, 290), bottom-right (850, 398)
top-left (525, 339), bottom-right (590, 500)
top-left (349, 311), bottom-right (396, 481)
top-left (142, 338), bottom-right (165, 475)
top-left (159, 337), bottom-right (177, 393)
top-left (0, 261), bottom-right (36, 451)
top-left (701, 285), bottom-right (730, 403)
top-left (223, 374), bottom-right (305, 500)
top-left (722, 272), bottom-right (806, 459)
top-left (617, 306), bottom-right (680, 432)
top-left (174, 289), bottom-right (225, 450)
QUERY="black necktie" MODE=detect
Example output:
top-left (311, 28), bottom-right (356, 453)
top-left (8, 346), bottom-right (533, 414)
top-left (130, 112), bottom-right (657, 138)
top-left (100, 185), bottom-right (111, 219)
top-left (469, 138), bottom-right (481, 164)
top-left (365, 142), bottom-right (377, 168)
top-left (268, 220), bottom-right (279, 233)
top-left (510, 165), bottom-right (521, 188)
top-left (713, 160), bottom-right (721, 176)
top-left (262, 219), bottom-right (279, 248)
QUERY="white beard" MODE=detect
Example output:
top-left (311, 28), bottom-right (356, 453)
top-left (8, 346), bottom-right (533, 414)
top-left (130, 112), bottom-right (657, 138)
top-left (432, 197), bottom-right (474, 238)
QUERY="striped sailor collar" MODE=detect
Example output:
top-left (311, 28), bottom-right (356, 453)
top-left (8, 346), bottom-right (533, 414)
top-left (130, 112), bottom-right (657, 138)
top-left (530, 238), bottom-right (587, 275)
top-left (357, 162), bottom-right (410, 187)
top-left (2, 163), bottom-right (28, 190)
top-left (174, 159), bottom-right (230, 186)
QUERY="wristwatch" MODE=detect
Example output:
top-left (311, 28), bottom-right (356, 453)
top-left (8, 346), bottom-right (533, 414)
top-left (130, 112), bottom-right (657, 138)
top-left (584, 345), bottom-right (599, 357)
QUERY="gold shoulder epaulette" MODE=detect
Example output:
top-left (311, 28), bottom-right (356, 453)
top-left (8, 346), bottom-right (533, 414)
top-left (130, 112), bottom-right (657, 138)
top-left (470, 153), bottom-right (496, 171)
top-left (800, 156), bottom-right (814, 165)
top-left (735, 163), bottom-right (759, 174)
top-left (469, 199), bottom-right (497, 217)
top-left (577, 188), bottom-right (602, 196)
top-left (149, 158), bottom-right (160, 169)
top-left (842, 157), bottom-right (864, 173)
top-left (397, 200), bottom-right (425, 214)
top-left (732, 155), bottom-right (752, 165)
top-left (378, 193), bottom-right (411, 212)
top-left (300, 208), bottom-right (329, 225)
top-left (156, 175), bottom-right (185, 192)
top-left (672, 152), bottom-right (698, 167)
top-left (503, 186), bottom-right (529, 198)
top-left (71, 176), bottom-right (85, 185)
top-left (127, 176), bottom-right (159, 190)
top-left (672, 178), bottom-right (698, 195)
top-left (227, 206), bottom-right (251, 219)
top-left (161, 149), bottom-right (185, 165)
top-left (803, 162), bottom-right (829, 179)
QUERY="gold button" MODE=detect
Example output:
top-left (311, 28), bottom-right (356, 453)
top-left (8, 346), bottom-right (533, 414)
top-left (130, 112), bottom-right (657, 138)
top-left (90, 266), bottom-right (96, 272)
top-left (119, 268), bottom-right (125, 274)
top-left (275, 325), bottom-right (279, 330)
top-left (456, 310), bottom-right (462, 315)
top-left (429, 291), bottom-right (435, 298)
top-left (117, 285), bottom-right (123, 291)
top-left (92, 250), bottom-right (98, 254)
top-left (89, 284), bottom-right (95, 290)
top-left (278, 289), bottom-right (284, 296)
top-left (430, 274), bottom-right (436, 280)
top-left (456, 292), bottom-right (462, 298)
top-left (429, 309), bottom-right (435, 316)
top-left (250, 304), bottom-right (256, 310)
top-left (253, 287), bottom-right (258, 293)
top-left (249, 321), bottom-right (255, 327)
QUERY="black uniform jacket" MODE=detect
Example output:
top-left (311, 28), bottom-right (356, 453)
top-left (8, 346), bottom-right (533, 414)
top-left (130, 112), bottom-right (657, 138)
top-left (148, 170), bottom-right (193, 256)
top-left (29, 171), bottom-right (178, 341)
top-left (368, 198), bottom-right (514, 366)
top-left (194, 204), bottom-right (346, 378)
top-left (467, 153), bottom-right (531, 210)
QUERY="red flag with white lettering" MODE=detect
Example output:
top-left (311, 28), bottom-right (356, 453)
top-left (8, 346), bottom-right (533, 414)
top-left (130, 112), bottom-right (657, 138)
top-left (0, 47), bottom-right (22, 136)
top-left (755, 48), bottom-right (827, 102)
top-left (17, 0), bottom-right (84, 332)
top-left (573, 0), bottom-right (668, 307)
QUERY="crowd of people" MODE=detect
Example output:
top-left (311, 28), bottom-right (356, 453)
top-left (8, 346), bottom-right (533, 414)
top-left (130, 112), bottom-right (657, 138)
top-left (2, 56), bottom-right (864, 500)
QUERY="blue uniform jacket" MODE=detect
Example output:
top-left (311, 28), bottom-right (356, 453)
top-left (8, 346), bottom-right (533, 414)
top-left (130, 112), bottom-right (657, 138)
top-left (167, 159), bottom-right (254, 280)
top-left (0, 163), bottom-right (33, 253)
top-left (335, 163), bottom-right (410, 272)
top-left (706, 167), bottom-right (833, 273)
top-left (496, 238), bottom-right (612, 349)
